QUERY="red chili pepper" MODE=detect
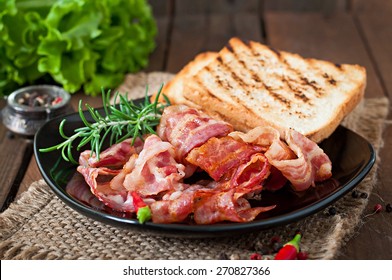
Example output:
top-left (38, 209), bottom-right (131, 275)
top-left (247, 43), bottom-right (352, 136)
top-left (274, 233), bottom-right (301, 260)
top-left (131, 191), bottom-right (151, 223)
top-left (131, 191), bottom-right (146, 210)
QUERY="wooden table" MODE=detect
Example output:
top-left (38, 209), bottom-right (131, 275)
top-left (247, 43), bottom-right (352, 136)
top-left (1, 0), bottom-right (391, 259)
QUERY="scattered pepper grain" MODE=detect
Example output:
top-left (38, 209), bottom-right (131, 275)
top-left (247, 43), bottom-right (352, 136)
top-left (328, 206), bottom-right (337, 216)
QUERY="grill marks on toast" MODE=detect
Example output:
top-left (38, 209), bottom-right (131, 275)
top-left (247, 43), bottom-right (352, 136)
top-left (248, 41), bottom-right (342, 103)
top-left (265, 51), bottom-right (323, 102)
top-left (323, 72), bottom-right (338, 86)
top-left (192, 66), bottom-right (257, 119)
top-left (264, 85), bottom-right (292, 108)
top-left (257, 44), bottom-right (317, 102)
top-left (224, 41), bottom-right (293, 109)
top-left (240, 41), bottom-right (316, 109)
top-left (214, 57), bottom-right (248, 92)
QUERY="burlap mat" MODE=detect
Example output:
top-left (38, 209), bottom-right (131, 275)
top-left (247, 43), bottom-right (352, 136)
top-left (0, 72), bottom-right (389, 260)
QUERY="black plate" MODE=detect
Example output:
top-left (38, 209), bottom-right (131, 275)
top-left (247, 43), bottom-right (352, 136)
top-left (34, 105), bottom-right (376, 237)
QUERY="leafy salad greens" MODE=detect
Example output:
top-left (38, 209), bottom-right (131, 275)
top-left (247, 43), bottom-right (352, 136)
top-left (0, 0), bottom-right (157, 96)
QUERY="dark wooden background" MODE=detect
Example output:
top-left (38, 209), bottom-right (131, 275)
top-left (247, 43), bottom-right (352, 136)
top-left (0, 0), bottom-right (391, 259)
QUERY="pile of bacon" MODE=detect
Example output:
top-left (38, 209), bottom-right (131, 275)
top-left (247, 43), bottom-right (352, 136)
top-left (75, 105), bottom-right (332, 224)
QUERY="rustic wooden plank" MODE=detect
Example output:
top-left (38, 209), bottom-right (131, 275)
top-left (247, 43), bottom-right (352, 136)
top-left (175, 0), bottom-right (260, 15)
top-left (0, 124), bottom-right (33, 210)
top-left (71, 93), bottom-right (103, 109)
top-left (166, 14), bottom-right (208, 73)
top-left (350, 0), bottom-right (392, 14)
top-left (148, 0), bottom-right (172, 17)
top-left (263, 0), bottom-right (348, 13)
top-left (167, 13), bottom-right (263, 73)
top-left (354, 4), bottom-right (392, 98)
top-left (265, 12), bottom-right (385, 99)
top-left (146, 17), bottom-right (170, 72)
top-left (335, 0), bottom-right (392, 260)
top-left (16, 156), bottom-right (41, 200)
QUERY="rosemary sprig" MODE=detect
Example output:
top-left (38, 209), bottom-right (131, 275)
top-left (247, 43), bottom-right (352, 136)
top-left (39, 85), bottom-right (169, 164)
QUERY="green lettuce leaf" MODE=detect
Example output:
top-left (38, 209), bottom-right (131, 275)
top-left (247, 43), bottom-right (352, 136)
top-left (0, 0), bottom-right (156, 96)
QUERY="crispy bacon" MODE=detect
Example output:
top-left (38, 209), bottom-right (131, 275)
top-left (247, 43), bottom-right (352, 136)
top-left (269, 129), bottom-right (332, 191)
top-left (77, 139), bottom-right (140, 212)
top-left (230, 153), bottom-right (271, 189)
top-left (123, 134), bottom-right (186, 197)
top-left (263, 166), bottom-right (288, 191)
top-left (77, 164), bottom-right (136, 212)
top-left (77, 135), bottom-right (187, 212)
top-left (186, 136), bottom-right (263, 181)
top-left (66, 173), bottom-right (106, 210)
top-left (193, 187), bottom-right (275, 224)
top-left (229, 126), bottom-right (281, 151)
top-left (261, 135), bottom-right (296, 191)
top-left (230, 127), bottom-right (332, 191)
top-left (110, 155), bottom-right (138, 191)
top-left (157, 105), bottom-right (233, 160)
top-left (150, 184), bottom-right (206, 223)
top-left (83, 138), bottom-right (143, 168)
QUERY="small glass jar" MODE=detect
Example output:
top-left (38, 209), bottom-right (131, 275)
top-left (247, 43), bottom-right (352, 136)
top-left (2, 85), bottom-right (72, 136)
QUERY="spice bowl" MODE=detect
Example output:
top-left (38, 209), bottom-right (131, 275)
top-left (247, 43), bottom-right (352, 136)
top-left (2, 85), bottom-right (72, 136)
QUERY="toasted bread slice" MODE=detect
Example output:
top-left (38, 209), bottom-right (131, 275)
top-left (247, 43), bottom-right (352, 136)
top-left (164, 37), bottom-right (366, 143)
top-left (155, 52), bottom-right (217, 106)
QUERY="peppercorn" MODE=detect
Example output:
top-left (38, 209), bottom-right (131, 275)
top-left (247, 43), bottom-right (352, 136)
top-left (360, 192), bottom-right (368, 199)
top-left (274, 233), bottom-right (301, 260)
top-left (328, 206), bottom-right (337, 216)
top-left (52, 97), bottom-right (63, 105)
top-left (272, 242), bottom-right (283, 253)
top-left (250, 253), bottom-right (263, 260)
top-left (254, 243), bottom-right (272, 255)
top-left (218, 252), bottom-right (229, 260)
top-left (386, 203), bottom-right (392, 213)
top-left (270, 236), bottom-right (281, 244)
top-left (351, 190), bottom-right (359, 198)
top-left (17, 91), bottom-right (57, 108)
top-left (6, 131), bottom-right (15, 139)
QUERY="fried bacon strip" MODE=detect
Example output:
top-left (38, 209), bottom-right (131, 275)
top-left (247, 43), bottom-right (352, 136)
top-left (232, 127), bottom-right (332, 191)
top-left (149, 184), bottom-right (205, 223)
top-left (270, 129), bottom-right (332, 191)
top-left (77, 135), bottom-right (187, 213)
top-left (123, 134), bottom-right (186, 196)
top-left (77, 163), bottom-right (136, 212)
top-left (193, 186), bottom-right (275, 224)
top-left (157, 105), bottom-right (233, 160)
top-left (186, 136), bottom-right (263, 181)
top-left (84, 138), bottom-right (143, 168)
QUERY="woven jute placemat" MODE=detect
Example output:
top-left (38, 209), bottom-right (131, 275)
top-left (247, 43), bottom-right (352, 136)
top-left (0, 72), bottom-right (389, 260)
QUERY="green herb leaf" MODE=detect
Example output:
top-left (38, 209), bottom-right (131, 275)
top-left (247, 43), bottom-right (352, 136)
top-left (39, 85), bottom-right (169, 164)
